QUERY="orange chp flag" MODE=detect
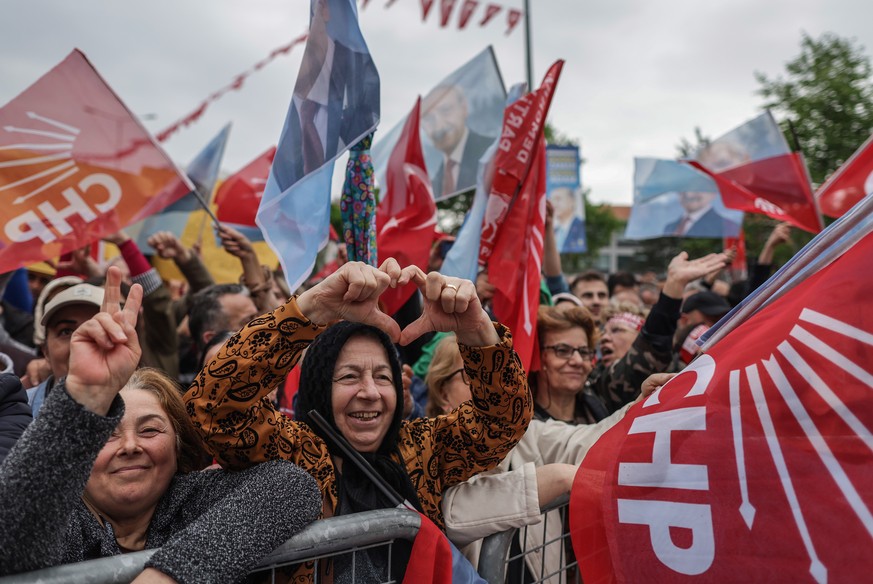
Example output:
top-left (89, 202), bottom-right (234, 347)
top-left (0, 50), bottom-right (191, 272)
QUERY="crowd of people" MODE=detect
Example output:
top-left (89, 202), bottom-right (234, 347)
top-left (0, 213), bottom-right (796, 583)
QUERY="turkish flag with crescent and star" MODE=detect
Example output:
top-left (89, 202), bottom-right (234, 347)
top-left (376, 97), bottom-right (437, 316)
top-left (0, 50), bottom-right (191, 273)
top-left (570, 211), bottom-right (873, 582)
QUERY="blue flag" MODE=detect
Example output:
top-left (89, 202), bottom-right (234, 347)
top-left (257, 0), bottom-right (379, 292)
top-left (133, 123), bottom-right (231, 249)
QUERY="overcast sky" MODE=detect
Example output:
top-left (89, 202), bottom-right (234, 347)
top-left (3, 0), bottom-right (873, 205)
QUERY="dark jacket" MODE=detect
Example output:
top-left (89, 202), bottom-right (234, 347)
top-left (0, 381), bottom-right (321, 584)
top-left (0, 373), bottom-right (31, 464)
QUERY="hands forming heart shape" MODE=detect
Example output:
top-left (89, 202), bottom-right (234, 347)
top-left (296, 258), bottom-right (500, 347)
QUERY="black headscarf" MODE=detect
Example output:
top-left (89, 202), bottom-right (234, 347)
top-left (296, 321), bottom-right (421, 581)
top-left (296, 321), bottom-right (422, 513)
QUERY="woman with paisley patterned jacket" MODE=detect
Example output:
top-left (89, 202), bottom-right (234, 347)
top-left (184, 259), bottom-right (533, 580)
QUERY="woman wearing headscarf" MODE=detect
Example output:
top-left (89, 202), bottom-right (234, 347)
top-left (185, 259), bottom-right (532, 580)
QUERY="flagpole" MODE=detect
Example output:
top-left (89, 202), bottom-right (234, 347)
top-left (524, 0), bottom-right (533, 91)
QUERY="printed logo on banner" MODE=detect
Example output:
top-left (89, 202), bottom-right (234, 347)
top-left (615, 308), bottom-right (871, 582)
top-left (0, 50), bottom-right (190, 272)
top-left (1, 112), bottom-right (122, 245)
top-left (572, 230), bottom-right (873, 583)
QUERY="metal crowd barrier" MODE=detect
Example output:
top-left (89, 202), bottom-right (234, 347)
top-left (477, 494), bottom-right (581, 584)
top-left (0, 508), bottom-right (422, 584)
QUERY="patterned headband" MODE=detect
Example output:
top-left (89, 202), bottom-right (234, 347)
top-left (607, 312), bottom-right (645, 332)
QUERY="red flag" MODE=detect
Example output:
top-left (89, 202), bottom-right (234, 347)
top-left (457, 0), bottom-right (478, 29)
top-left (215, 147), bottom-right (276, 229)
top-left (506, 8), bottom-right (523, 34)
top-left (488, 143), bottom-right (547, 371)
top-left (0, 50), bottom-right (190, 273)
top-left (377, 98), bottom-right (437, 316)
top-left (479, 60), bottom-right (564, 267)
top-left (479, 3), bottom-right (501, 25)
top-left (421, 0), bottom-right (436, 20)
top-left (439, 0), bottom-right (458, 26)
top-left (402, 512), bottom-right (453, 584)
top-left (815, 133), bottom-right (873, 218)
top-left (571, 228), bottom-right (873, 582)
top-left (687, 153), bottom-right (823, 233)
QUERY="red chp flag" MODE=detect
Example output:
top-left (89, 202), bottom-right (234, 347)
top-left (482, 60), bottom-right (564, 370)
top-left (0, 50), bottom-right (191, 273)
top-left (571, 229), bottom-right (873, 582)
top-left (376, 98), bottom-right (437, 316)
top-left (687, 153), bottom-right (823, 233)
top-left (815, 133), bottom-right (873, 218)
top-left (215, 146), bottom-right (276, 230)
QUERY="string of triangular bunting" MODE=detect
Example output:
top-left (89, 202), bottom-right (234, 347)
top-left (362, 0), bottom-right (524, 35)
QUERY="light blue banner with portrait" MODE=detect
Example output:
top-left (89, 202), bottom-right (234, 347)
top-left (546, 145), bottom-right (586, 253)
top-left (371, 46), bottom-right (506, 201)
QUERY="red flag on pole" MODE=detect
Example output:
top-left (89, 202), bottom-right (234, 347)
top-left (815, 133), bottom-right (873, 218)
top-left (489, 143), bottom-right (547, 371)
top-left (214, 146), bottom-right (276, 231)
top-left (0, 50), bottom-right (191, 273)
top-left (376, 98), bottom-right (437, 316)
top-left (506, 8), bottom-right (523, 34)
top-left (439, 0), bottom-right (458, 27)
top-left (479, 60), bottom-right (564, 267)
top-left (479, 3), bottom-right (501, 25)
top-left (480, 60), bottom-right (564, 370)
top-left (571, 223), bottom-right (873, 582)
top-left (457, 0), bottom-right (479, 29)
top-left (686, 153), bottom-right (823, 233)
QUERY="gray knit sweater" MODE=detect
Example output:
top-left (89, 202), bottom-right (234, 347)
top-left (0, 380), bottom-right (321, 583)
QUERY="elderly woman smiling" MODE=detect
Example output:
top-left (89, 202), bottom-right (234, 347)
top-left (0, 268), bottom-right (321, 584)
top-left (185, 259), bottom-right (533, 580)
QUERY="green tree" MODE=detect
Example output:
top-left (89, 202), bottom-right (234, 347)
top-left (756, 32), bottom-right (873, 185)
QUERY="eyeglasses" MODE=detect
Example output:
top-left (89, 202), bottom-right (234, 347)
top-left (443, 368), bottom-right (470, 386)
top-left (543, 344), bottom-right (595, 361)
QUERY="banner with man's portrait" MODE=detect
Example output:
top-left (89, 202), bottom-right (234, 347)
top-left (546, 144), bottom-right (586, 253)
top-left (625, 112), bottom-right (796, 240)
top-left (371, 46), bottom-right (506, 201)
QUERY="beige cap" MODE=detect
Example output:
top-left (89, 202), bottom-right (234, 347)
top-left (40, 284), bottom-right (104, 327)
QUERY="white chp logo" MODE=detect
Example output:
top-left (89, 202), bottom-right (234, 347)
top-left (616, 308), bottom-right (872, 583)
top-left (0, 111), bottom-right (122, 244)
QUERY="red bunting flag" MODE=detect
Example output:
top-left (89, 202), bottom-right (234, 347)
top-left (421, 0), bottom-right (436, 20)
top-left (481, 60), bottom-right (564, 370)
top-left (214, 146), bottom-right (276, 231)
top-left (377, 98), bottom-right (437, 316)
top-left (686, 153), bottom-right (823, 233)
top-left (506, 8), bottom-right (523, 34)
top-left (439, 0), bottom-right (458, 26)
top-left (457, 0), bottom-right (479, 28)
top-left (815, 133), bottom-right (873, 218)
top-left (479, 3), bottom-right (501, 25)
top-left (571, 222), bottom-right (873, 582)
top-left (0, 50), bottom-right (191, 273)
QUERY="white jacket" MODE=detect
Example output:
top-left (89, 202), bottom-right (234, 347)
top-left (442, 404), bottom-right (631, 582)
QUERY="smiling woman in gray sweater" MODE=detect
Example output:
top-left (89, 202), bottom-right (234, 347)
top-left (0, 268), bottom-right (321, 584)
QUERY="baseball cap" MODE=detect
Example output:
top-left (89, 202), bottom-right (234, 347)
top-left (551, 292), bottom-right (585, 308)
top-left (40, 284), bottom-right (104, 327)
top-left (681, 291), bottom-right (731, 317)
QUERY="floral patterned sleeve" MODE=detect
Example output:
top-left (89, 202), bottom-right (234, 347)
top-left (184, 297), bottom-right (326, 470)
top-left (398, 324), bottom-right (534, 510)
